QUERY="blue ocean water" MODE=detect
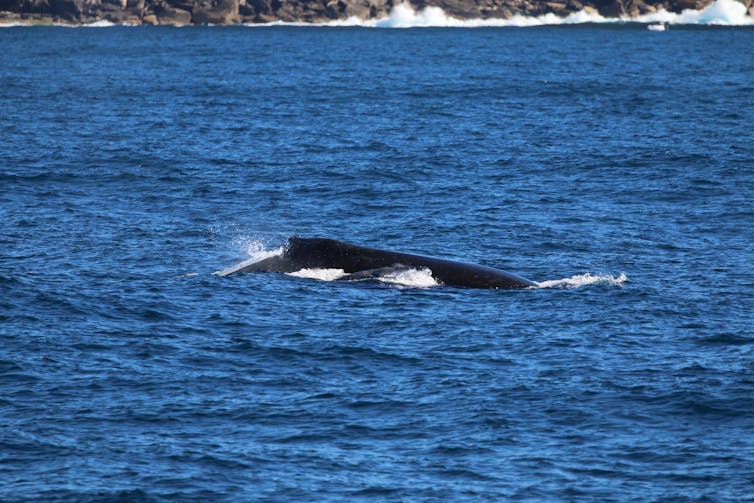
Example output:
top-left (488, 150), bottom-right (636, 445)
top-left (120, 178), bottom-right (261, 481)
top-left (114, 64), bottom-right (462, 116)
top-left (2, 24), bottom-right (754, 501)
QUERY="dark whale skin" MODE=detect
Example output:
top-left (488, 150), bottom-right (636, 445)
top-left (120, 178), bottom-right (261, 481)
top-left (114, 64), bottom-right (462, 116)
top-left (236, 237), bottom-right (536, 290)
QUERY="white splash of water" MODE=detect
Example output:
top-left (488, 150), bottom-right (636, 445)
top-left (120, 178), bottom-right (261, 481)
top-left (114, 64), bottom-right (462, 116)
top-left (375, 4), bottom-right (466, 27)
top-left (375, 267), bottom-right (439, 288)
top-left (634, 0), bottom-right (753, 25)
top-left (325, 3), bottom-right (608, 27)
top-left (213, 239), bottom-right (283, 277)
top-left (83, 20), bottom-right (117, 27)
top-left (287, 266), bottom-right (439, 288)
top-left (287, 268), bottom-right (348, 281)
top-left (536, 272), bottom-right (628, 289)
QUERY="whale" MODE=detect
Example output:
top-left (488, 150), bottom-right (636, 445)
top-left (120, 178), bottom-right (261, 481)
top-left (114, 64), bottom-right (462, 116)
top-left (224, 237), bottom-right (536, 289)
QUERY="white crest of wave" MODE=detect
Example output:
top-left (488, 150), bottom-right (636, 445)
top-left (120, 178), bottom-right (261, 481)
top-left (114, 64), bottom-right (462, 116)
top-left (83, 20), bottom-right (117, 27)
top-left (536, 272), bottom-right (628, 288)
top-left (375, 4), bottom-right (465, 27)
top-left (370, 3), bottom-right (608, 27)
top-left (287, 268), bottom-right (348, 281)
top-left (213, 239), bottom-right (283, 277)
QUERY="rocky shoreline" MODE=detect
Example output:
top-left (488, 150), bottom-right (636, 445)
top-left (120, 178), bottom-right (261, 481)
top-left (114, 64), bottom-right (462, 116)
top-left (0, 0), bottom-right (751, 26)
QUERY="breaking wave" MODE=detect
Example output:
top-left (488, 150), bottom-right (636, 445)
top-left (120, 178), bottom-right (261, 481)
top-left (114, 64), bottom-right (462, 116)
top-left (634, 0), bottom-right (753, 24)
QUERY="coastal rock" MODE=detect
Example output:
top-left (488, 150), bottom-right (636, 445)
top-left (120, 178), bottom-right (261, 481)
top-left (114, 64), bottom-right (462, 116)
top-left (667, 0), bottom-right (708, 9)
top-left (153, 2), bottom-right (192, 23)
top-left (0, 0), bottom-right (146, 22)
top-left (0, 0), bottom-right (748, 24)
top-left (98, 0), bottom-right (144, 23)
top-left (338, 0), bottom-right (391, 18)
top-left (192, 0), bottom-right (239, 23)
top-left (51, 0), bottom-right (101, 20)
top-left (14, 0), bottom-right (94, 20)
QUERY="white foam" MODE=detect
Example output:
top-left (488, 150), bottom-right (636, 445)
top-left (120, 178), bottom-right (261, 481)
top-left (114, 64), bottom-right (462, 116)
top-left (375, 267), bottom-right (439, 288)
top-left (249, 3), bottom-right (609, 27)
top-left (213, 239), bottom-right (283, 277)
top-left (536, 272), bottom-right (628, 289)
top-left (375, 4), bottom-right (466, 27)
top-left (634, 0), bottom-right (753, 24)
top-left (0, 20), bottom-right (120, 27)
top-left (680, 0), bottom-right (753, 24)
top-left (287, 266), bottom-right (440, 288)
top-left (287, 268), bottom-right (348, 281)
top-left (83, 20), bottom-right (117, 27)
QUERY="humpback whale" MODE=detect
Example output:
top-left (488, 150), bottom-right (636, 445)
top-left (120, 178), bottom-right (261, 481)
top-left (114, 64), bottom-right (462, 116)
top-left (224, 237), bottom-right (536, 289)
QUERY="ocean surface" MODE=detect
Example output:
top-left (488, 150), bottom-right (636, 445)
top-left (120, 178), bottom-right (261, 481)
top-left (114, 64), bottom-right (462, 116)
top-left (2, 18), bottom-right (754, 502)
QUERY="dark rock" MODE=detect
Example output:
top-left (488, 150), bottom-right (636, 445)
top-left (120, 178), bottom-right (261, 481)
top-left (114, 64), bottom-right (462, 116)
top-left (96, 0), bottom-right (144, 23)
top-left (48, 0), bottom-right (103, 21)
top-left (591, 0), bottom-right (622, 16)
top-left (192, 0), bottom-right (239, 23)
top-left (666, 0), bottom-right (707, 10)
top-left (154, 3), bottom-right (191, 22)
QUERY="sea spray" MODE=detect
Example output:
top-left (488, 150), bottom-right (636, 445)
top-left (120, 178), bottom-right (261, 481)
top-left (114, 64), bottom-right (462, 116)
top-left (213, 239), bottom-right (284, 277)
top-left (536, 272), bottom-right (629, 289)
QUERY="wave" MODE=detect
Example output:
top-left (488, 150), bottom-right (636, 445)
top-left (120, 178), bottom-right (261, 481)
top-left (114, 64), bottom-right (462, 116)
top-left (82, 20), bottom-right (118, 27)
top-left (536, 272), bottom-right (629, 289)
top-left (633, 0), bottom-right (753, 24)
top-left (0, 19), bottom-right (119, 28)
top-left (250, 0), bottom-right (753, 27)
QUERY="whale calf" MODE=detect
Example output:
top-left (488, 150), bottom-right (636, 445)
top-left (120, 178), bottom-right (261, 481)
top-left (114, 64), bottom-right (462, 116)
top-left (225, 237), bottom-right (536, 289)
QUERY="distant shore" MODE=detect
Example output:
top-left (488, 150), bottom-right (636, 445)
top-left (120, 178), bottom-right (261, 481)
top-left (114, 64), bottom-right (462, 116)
top-left (1, 0), bottom-right (752, 26)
